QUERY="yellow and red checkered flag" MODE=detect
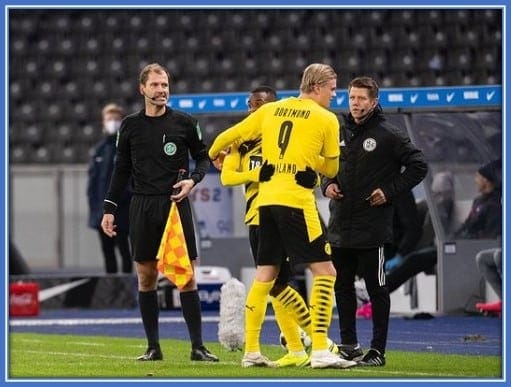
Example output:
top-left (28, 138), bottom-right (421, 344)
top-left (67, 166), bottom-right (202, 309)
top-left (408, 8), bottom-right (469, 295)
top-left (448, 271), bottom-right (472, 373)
top-left (156, 201), bottom-right (193, 289)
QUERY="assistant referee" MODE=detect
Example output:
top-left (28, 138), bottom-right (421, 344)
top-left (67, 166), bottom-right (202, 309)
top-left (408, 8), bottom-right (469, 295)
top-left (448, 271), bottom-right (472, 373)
top-left (101, 63), bottom-right (218, 362)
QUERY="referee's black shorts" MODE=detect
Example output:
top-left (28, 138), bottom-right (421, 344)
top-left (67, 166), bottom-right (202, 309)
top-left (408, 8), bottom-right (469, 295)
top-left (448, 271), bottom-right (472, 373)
top-left (257, 205), bottom-right (331, 268)
top-left (129, 195), bottom-right (198, 262)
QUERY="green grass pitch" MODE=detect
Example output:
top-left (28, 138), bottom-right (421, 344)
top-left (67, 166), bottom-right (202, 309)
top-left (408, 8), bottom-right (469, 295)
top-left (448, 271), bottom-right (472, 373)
top-left (8, 333), bottom-right (501, 380)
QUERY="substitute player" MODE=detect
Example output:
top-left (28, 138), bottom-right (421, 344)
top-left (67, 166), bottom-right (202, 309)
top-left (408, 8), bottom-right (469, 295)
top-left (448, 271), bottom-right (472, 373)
top-left (209, 64), bottom-right (356, 369)
top-left (101, 63), bottom-right (218, 362)
top-left (219, 86), bottom-right (329, 368)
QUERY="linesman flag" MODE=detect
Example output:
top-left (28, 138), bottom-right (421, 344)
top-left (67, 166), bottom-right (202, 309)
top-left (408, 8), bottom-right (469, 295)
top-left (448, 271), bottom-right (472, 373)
top-left (157, 169), bottom-right (193, 289)
top-left (156, 201), bottom-right (193, 289)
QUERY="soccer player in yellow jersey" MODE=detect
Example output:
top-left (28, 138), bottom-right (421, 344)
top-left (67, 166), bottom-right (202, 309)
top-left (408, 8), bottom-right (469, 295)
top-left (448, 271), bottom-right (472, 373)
top-left (209, 64), bottom-right (357, 369)
top-left (220, 86), bottom-right (324, 368)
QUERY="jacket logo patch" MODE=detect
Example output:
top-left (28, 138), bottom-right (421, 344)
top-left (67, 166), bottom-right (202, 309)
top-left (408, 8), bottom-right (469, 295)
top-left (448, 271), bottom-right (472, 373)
top-left (164, 142), bottom-right (177, 156)
top-left (363, 138), bottom-right (377, 152)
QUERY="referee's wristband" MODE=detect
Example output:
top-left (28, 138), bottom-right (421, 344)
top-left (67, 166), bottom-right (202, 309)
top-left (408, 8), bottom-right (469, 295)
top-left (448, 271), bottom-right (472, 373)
top-left (103, 200), bottom-right (117, 215)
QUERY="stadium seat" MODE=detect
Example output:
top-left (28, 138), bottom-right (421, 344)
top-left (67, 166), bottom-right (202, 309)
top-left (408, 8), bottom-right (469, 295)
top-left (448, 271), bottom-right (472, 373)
top-left (349, 31), bottom-right (369, 50)
top-left (128, 15), bottom-right (143, 31)
top-left (110, 36), bottom-right (126, 52)
top-left (338, 50), bottom-right (361, 73)
top-left (483, 72), bottom-right (501, 85)
top-left (104, 14), bottom-right (121, 31)
top-left (10, 38), bottom-right (27, 56)
top-left (473, 9), bottom-right (499, 24)
top-left (56, 38), bottom-right (75, 56)
top-left (460, 73), bottom-right (476, 86)
top-left (58, 123), bottom-right (74, 144)
top-left (41, 102), bottom-right (65, 123)
top-left (340, 10), bottom-right (356, 25)
top-left (366, 10), bottom-right (386, 26)
top-left (310, 11), bottom-right (332, 26)
top-left (388, 9), bottom-right (415, 27)
top-left (474, 47), bottom-right (500, 71)
top-left (380, 72), bottom-right (410, 88)
top-left (443, 9), bottom-right (470, 27)
top-left (55, 144), bottom-right (79, 164)
top-left (76, 15), bottom-right (95, 32)
top-left (17, 102), bottom-right (37, 124)
top-left (368, 49), bottom-right (388, 73)
top-left (446, 48), bottom-right (473, 71)
top-left (417, 70), bottom-right (440, 87)
top-left (9, 79), bottom-right (25, 101)
top-left (10, 144), bottom-right (31, 164)
top-left (390, 49), bottom-right (416, 73)
top-left (415, 9), bottom-right (442, 27)
top-left (31, 145), bottom-right (52, 164)
top-left (433, 74), bottom-right (447, 87)
top-left (75, 123), bottom-right (99, 144)
top-left (24, 59), bottom-right (40, 78)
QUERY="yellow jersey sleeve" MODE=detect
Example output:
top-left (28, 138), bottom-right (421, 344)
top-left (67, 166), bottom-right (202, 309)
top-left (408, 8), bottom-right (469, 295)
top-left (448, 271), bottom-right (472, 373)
top-left (322, 113), bottom-right (341, 159)
top-left (208, 105), bottom-right (269, 160)
top-left (220, 144), bottom-right (260, 186)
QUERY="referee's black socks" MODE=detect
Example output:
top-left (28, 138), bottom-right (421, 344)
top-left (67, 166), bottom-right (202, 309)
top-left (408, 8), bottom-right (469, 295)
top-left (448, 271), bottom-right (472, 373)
top-left (138, 290), bottom-right (160, 349)
top-left (180, 290), bottom-right (203, 349)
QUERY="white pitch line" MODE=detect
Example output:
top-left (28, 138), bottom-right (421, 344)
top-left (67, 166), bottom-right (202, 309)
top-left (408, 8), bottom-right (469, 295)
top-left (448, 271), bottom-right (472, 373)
top-left (16, 338), bottom-right (42, 343)
top-left (17, 349), bottom-right (132, 360)
top-left (9, 315), bottom-right (277, 327)
top-left (67, 341), bottom-right (106, 346)
top-left (10, 316), bottom-right (211, 326)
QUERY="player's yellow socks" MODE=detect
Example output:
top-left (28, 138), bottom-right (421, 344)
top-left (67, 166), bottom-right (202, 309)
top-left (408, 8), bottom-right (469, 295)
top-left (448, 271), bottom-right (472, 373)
top-left (309, 275), bottom-right (335, 351)
top-left (274, 285), bottom-right (312, 336)
top-left (271, 297), bottom-right (303, 352)
top-left (245, 279), bottom-right (275, 353)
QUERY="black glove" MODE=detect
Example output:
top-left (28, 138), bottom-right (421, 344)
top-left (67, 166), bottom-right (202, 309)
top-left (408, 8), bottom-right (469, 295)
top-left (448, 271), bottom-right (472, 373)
top-left (295, 167), bottom-right (317, 188)
top-left (259, 160), bottom-right (275, 182)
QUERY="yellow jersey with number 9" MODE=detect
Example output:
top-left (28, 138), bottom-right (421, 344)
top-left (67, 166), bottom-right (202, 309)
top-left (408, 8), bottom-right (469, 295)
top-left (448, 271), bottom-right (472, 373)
top-left (223, 97), bottom-right (340, 209)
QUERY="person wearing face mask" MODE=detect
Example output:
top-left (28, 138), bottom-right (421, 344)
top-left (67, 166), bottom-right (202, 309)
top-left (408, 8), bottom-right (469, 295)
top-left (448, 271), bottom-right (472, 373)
top-left (321, 77), bottom-right (428, 366)
top-left (87, 103), bottom-right (132, 274)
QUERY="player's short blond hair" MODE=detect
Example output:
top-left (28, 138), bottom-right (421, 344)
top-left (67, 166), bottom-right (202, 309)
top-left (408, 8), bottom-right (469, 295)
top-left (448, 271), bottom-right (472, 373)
top-left (102, 103), bottom-right (124, 118)
top-left (299, 63), bottom-right (337, 93)
top-left (139, 63), bottom-right (170, 85)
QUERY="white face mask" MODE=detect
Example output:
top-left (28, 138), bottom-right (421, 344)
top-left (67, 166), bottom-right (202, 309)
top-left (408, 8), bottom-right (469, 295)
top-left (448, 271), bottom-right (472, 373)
top-left (104, 120), bottom-right (121, 135)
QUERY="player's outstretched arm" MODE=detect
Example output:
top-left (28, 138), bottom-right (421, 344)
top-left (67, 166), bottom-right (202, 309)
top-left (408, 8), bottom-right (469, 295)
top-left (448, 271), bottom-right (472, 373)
top-left (220, 148), bottom-right (260, 186)
top-left (314, 156), bottom-right (339, 178)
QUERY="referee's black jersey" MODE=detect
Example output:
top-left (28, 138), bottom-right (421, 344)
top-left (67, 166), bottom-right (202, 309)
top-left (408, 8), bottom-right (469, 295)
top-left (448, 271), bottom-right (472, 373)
top-left (103, 107), bottom-right (210, 213)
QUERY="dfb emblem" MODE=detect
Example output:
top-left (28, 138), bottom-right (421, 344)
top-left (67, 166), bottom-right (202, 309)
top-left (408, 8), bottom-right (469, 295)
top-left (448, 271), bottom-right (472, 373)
top-left (363, 138), bottom-right (377, 152)
top-left (164, 142), bottom-right (177, 156)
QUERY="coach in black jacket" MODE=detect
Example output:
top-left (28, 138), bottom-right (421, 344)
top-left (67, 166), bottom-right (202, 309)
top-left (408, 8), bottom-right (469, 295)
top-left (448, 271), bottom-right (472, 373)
top-left (321, 77), bottom-right (427, 366)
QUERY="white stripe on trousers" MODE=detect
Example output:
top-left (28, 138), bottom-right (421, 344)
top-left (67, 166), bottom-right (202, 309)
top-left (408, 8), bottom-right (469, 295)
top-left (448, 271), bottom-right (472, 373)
top-left (378, 246), bottom-right (386, 286)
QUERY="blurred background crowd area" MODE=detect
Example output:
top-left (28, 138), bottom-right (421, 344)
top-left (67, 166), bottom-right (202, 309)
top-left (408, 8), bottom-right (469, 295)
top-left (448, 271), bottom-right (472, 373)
top-left (9, 8), bottom-right (502, 164)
